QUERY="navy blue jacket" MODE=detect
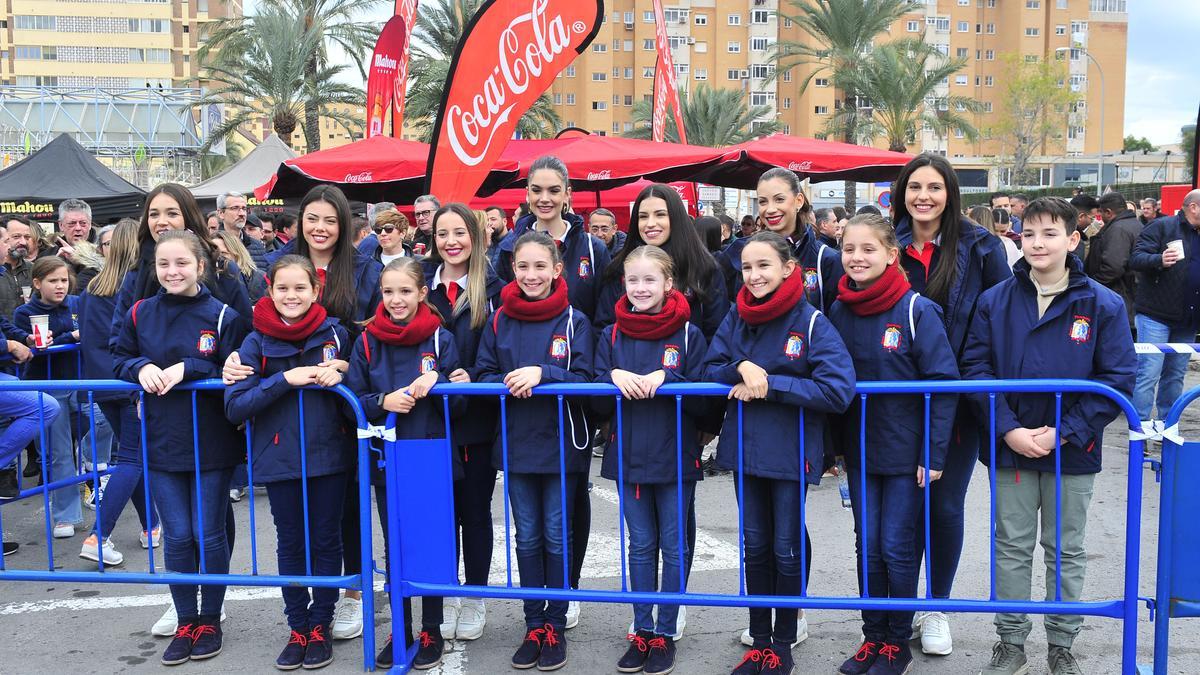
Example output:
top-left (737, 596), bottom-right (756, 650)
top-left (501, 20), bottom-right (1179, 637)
top-left (895, 217), bottom-right (1012, 359)
top-left (594, 264), bottom-right (730, 340)
top-left (961, 256), bottom-right (1136, 474)
top-left (703, 300), bottom-right (855, 483)
top-left (495, 213), bottom-right (612, 319)
top-left (112, 286), bottom-right (246, 472)
top-left (1128, 214), bottom-right (1200, 329)
top-left (718, 226), bottom-right (844, 313)
top-left (241, 230), bottom-right (271, 273)
top-left (476, 305), bottom-right (595, 474)
top-left (78, 291), bottom-right (127, 401)
top-left (423, 262), bottom-right (506, 447)
top-left (595, 321), bottom-right (707, 485)
top-left (828, 290), bottom-right (960, 474)
top-left (14, 295), bottom-right (80, 381)
top-left (266, 239), bottom-right (384, 329)
top-left (224, 319), bottom-right (355, 484)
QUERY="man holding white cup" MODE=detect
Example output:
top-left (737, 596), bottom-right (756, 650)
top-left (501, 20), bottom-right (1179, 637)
top-left (1128, 189), bottom-right (1200, 423)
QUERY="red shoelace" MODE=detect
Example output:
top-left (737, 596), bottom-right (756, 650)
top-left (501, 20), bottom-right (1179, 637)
top-left (761, 648), bottom-right (782, 670)
top-left (541, 624), bottom-right (560, 647)
top-left (625, 633), bottom-right (648, 653)
top-left (308, 625), bottom-right (327, 644)
top-left (524, 627), bottom-right (545, 645)
top-left (735, 649), bottom-right (764, 669)
top-left (288, 630), bottom-right (308, 647)
top-left (648, 636), bottom-right (668, 652)
top-left (418, 630), bottom-right (435, 648)
top-left (854, 641), bottom-right (877, 661)
top-left (878, 644), bottom-right (901, 661)
top-left (173, 624), bottom-right (194, 641)
top-left (190, 624), bottom-right (217, 643)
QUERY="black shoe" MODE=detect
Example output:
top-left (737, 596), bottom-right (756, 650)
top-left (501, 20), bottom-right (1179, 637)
top-left (2, 541), bottom-right (17, 556)
top-left (512, 627), bottom-right (545, 669)
top-left (23, 447), bottom-right (40, 478)
top-left (189, 615), bottom-right (223, 661)
top-left (644, 634), bottom-right (676, 675)
top-left (412, 630), bottom-right (444, 670)
top-left (375, 635), bottom-right (393, 670)
top-left (839, 639), bottom-right (879, 674)
top-left (865, 642), bottom-right (912, 674)
top-left (276, 628), bottom-right (308, 670)
top-left (0, 470), bottom-right (17, 499)
top-left (731, 647), bottom-right (767, 675)
top-left (617, 630), bottom-right (654, 672)
top-left (536, 624), bottom-right (566, 671)
top-left (760, 644), bottom-right (794, 675)
top-left (302, 623), bottom-right (333, 669)
top-left (161, 619), bottom-right (198, 666)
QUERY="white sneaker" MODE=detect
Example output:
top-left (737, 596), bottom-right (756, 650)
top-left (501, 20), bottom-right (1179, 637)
top-left (152, 604), bottom-right (178, 636)
top-left (80, 534), bottom-right (123, 566)
top-left (914, 611), bottom-right (953, 655)
top-left (52, 522), bottom-right (75, 539)
top-left (456, 598), bottom-right (486, 640)
top-left (440, 597), bottom-right (461, 640)
top-left (673, 605), bottom-right (687, 640)
top-left (140, 526), bottom-right (161, 549)
top-left (228, 488), bottom-right (243, 502)
top-left (331, 595), bottom-right (363, 639)
top-left (739, 612), bottom-right (808, 647)
top-left (565, 600), bottom-right (581, 629)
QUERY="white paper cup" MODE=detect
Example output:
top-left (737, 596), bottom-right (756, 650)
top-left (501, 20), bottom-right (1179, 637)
top-left (30, 314), bottom-right (49, 349)
top-left (20, 286), bottom-right (30, 302)
top-left (1168, 239), bottom-right (1185, 260)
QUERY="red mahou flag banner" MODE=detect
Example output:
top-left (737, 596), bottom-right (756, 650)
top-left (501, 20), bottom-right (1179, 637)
top-left (651, 0), bottom-right (687, 144)
top-left (391, 0), bottom-right (420, 137)
top-left (427, 0), bottom-right (604, 203)
top-left (365, 15), bottom-right (409, 138)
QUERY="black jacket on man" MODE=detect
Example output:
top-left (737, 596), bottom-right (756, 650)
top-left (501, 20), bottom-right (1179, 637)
top-left (1084, 209), bottom-right (1141, 325)
top-left (1129, 214), bottom-right (1200, 330)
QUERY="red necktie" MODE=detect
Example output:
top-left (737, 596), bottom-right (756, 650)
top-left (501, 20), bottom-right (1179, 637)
top-left (446, 281), bottom-right (460, 306)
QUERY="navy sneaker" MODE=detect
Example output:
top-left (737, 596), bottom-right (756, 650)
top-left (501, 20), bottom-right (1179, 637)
top-left (275, 628), bottom-right (307, 670)
top-left (617, 630), bottom-right (654, 672)
top-left (161, 619), bottom-right (197, 666)
top-left (644, 634), bottom-right (676, 675)
top-left (512, 627), bottom-right (545, 669)
top-left (189, 615), bottom-right (223, 661)
top-left (866, 642), bottom-right (913, 674)
top-left (536, 624), bottom-right (566, 671)
top-left (303, 624), bottom-right (333, 669)
top-left (412, 630), bottom-right (444, 670)
top-left (731, 647), bottom-right (767, 675)
top-left (375, 635), bottom-right (393, 670)
top-left (760, 644), bottom-right (794, 675)
top-left (839, 640), bottom-right (879, 674)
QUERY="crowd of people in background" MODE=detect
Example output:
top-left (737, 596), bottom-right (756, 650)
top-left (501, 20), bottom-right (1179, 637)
top-left (0, 158), bottom-right (1190, 675)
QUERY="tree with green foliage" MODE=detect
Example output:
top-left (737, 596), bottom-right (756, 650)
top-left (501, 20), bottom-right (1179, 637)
top-left (1184, 127), bottom-right (1196, 183)
top-left (987, 54), bottom-right (1080, 187)
top-left (1123, 135), bottom-right (1157, 153)
top-left (623, 84), bottom-right (782, 146)
top-left (200, 141), bottom-right (246, 181)
top-left (773, 0), bottom-right (919, 208)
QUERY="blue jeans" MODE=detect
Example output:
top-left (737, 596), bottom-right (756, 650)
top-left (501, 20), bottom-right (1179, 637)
top-left (507, 472), bottom-right (578, 631)
top-left (37, 392), bottom-right (82, 525)
top-left (72, 393), bottom-right (113, 470)
top-left (737, 474), bottom-right (810, 645)
top-left (848, 468), bottom-right (922, 643)
top-left (0, 374), bottom-right (59, 470)
top-left (150, 467), bottom-right (234, 619)
top-left (920, 413), bottom-right (978, 598)
top-left (621, 481), bottom-right (694, 636)
top-left (92, 400), bottom-right (157, 539)
top-left (1132, 314), bottom-right (1194, 420)
top-left (266, 473), bottom-right (346, 630)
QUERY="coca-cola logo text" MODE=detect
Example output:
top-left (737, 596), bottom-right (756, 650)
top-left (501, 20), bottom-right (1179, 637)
top-left (788, 161), bottom-right (813, 171)
top-left (344, 171), bottom-right (374, 183)
top-left (586, 170), bottom-right (612, 180)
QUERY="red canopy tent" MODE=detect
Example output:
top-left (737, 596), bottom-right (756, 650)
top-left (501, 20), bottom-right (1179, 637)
top-left (497, 136), bottom-right (725, 192)
top-left (694, 134), bottom-right (912, 188)
top-left (469, 180), bottom-right (697, 230)
top-left (254, 135), bottom-right (519, 202)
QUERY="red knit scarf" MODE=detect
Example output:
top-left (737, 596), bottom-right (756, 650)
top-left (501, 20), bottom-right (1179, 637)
top-left (365, 300), bottom-right (441, 346)
top-left (836, 262), bottom-right (912, 317)
top-left (614, 289), bottom-right (691, 340)
top-left (500, 277), bottom-right (570, 322)
top-left (736, 268), bottom-right (806, 325)
top-left (252, 296), bottom-right (328, 343)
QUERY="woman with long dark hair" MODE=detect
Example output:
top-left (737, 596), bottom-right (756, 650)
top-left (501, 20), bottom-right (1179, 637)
top-left (892, 153), bottom-right (1010, 657)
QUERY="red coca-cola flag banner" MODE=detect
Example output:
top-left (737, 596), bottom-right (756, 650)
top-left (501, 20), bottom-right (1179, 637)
top-left (365, 15), bottom-right (408, 138)
top-left (651, 0), bottom-right (687, 144)
top-left (427, 0), bottom-right (604, 203)
top-left (391, 0), bottom-right (420, 137)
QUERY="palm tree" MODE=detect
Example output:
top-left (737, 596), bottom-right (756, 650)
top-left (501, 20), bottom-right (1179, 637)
top-left (622, 84), bottom-right (781, 147)
top-left (199, 0), bottom-right (383, 152)
top-left (192, 5), bottom-right (365, 153)
top-left (403, 0), bottom-right (562, 140)
top-left (774, 0), bottom-right (918, 208)
top-left (821, 39), bottom-right (981, 152)
top-left (199, 141), bottom-right (246, 180)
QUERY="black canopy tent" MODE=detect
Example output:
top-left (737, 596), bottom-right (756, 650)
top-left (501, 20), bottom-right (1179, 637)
top-left (0, 134), bottom-right (146, 225)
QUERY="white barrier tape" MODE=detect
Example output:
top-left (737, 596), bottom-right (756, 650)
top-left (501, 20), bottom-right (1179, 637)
top-left (356, 425), bottom-right (396, 442)
top-left (1134, 343), bottom-right (1200, 354)
top-left (1130, 420), bottom-right (1184, 445)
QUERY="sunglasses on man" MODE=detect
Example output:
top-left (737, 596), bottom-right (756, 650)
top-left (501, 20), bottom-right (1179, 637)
top-left (373, 224), bottom-right (402, 234)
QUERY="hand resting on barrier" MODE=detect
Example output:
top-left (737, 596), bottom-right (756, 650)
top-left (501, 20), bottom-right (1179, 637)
top-left (137, 362), bottom-right (185, 395)
top-left (733, 361), bottom-right (769, 400)
top-left (610, 368), bottom-right (666, 399)
top-left (448, 368), bottom-right (471, 383)
top-left (6, 340), bottom-right (31, 364)
top-left (405, 371), bottom-right (439, 399)
top-left (504, 366), bottom-right (543, 398)
top-left (222, 351), bottom-right (254, 385)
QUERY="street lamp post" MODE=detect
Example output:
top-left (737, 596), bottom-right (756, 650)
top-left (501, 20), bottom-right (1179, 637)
top-left (1057, 47), bottom-right (1106, 193)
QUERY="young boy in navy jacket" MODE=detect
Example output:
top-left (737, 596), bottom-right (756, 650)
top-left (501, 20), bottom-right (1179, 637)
top-left (704, 232), bottom-right (855, 675)
top-left (828, 215), bottom-right (959, 675)
top-left (476, 231), bottom-right (594, 672)
top-left (595, 245), bottom-right (707, 675)
top-left (224, 255), bottom-right (354, 670)
top-left (344, 257), bottom-right (462, 671)
top-left (961, 197), bottom-right (1136, 675)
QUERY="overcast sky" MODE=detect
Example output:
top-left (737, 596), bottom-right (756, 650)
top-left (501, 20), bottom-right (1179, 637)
top-left (247, 1), bottom-right (1197, 147)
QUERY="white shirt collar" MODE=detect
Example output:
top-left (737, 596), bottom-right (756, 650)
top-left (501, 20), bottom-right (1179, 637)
top-left (431, 264), bottom-right (468, 290)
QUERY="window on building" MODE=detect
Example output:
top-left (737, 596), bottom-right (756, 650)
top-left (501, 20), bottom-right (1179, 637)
top-left (643, 11), bottom-right (654, 22)
top-left (14, 46), bottom-right (41, 60)
top-left (663, 8), bottom-right (689, 23)
top-left (592, 72), bottom-right (606, 81)
top-left (623, 11), bottom-right (633, 24)
top-left (782, 97), bottom-right (791, 109)
top-left (927, 16), bottom-right (950, 32)
top-left (727, 14), bottom-right (741, 26)
top-left (814, 78), bottom-right (829, 87)
top-left (643, 66), bottom-right (655, 78)
top-left (985, 75), bottom-right (994, 86)
top-left (986, 23), bottom-right (996, 33)
top-left (1089, 0), bottom-right (1126, 11)
top-left (675, 63), bottom-right (689, 75)
top-left (15, 16), bottom-right (56, 31)
top-left (668, 36), bottom-right (687, 50)
top-left (643, 39), bottom-right (654, 50)
top-left (1026, 0), bottom-right (1041, 8)
top-left (624, 67), bottom-right (633, 78)
top-left (613, 67), bottom-right (620, 78)
top-left (782, 70), bottom-right (792, 82)
top-left (553, 93), bottom-right (562, 104)
top-left (958, 21), bottom-right (969, 32)
top-left (566, 94), bottom-right (575, 105)
top-left (906, 20), bottom-right (919, 32)
top-left (625, 95), bottom-right (633, 106)
top-left (1070, 21), bottom-right (1088, 34)
top-left (814, 105), bottom-right (829, 115)
top-left (613, 94), bottom-right (620, 105)
top-left (592, 101), bottom-right (607, 110)
top-left (956, 47), bottom-right (969, 58)
top-left (695, 41), bottom-right (707, 53)
top-left (985, 49), bottom-right (995, 59)
top-left (1055, 25), bottom-right (1066, 35)
top-left (955, 75), bottom-right (967, 85)
top-left (623, 40), bottom-right (633, 51)
top-left (1025, 54), bottom-right (1039, 62)
top-left (727, 69), bottom-right (741, 81)
top-left (751, 10), bottom-right (770, 24)
top-left (694, 14), bottom-right (707, 26)
top-left (694, 68), bottom-right (707, 81)
top-left (1058, 0), bottom-right (1068, 7)
top-left (751, 64), bottom-right (770, 79)
top-left (565, 66), bottom-right (575, 77)
top-left (592, 42), bottom-right (607, 53)
top-left (613, 122), bottom-right (620, 133)
top-left (984, 102), bottom-right (993, 112)
top-left (750, 37), bottom-right (768, 51)
top-left (751, 92), bottom-right (773, 106)
top-left (727, 41), bottom-right (741, 53)
top-left (1025, 27), bottom-right (1040, 36)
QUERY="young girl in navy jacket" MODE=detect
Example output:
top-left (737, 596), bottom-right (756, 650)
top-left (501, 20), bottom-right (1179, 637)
top-left (595, 245), bottom-right (706, 675)
top-left (476, 231), bottom-right (595, 672)
top-left (112, 231), bottom-right (246, 666)
top-left (422, 204), bottom-right (505, 644)
top-left (224, 255), bottom-right (353, 671)
top-left (13, 256), bottom-right (86, 537)
top-left (827, 215), bottom-right (960, 675)
top-left (345, 257), bottom-right (461, 671)
top-left (703, 231), bottom-right (855, 675)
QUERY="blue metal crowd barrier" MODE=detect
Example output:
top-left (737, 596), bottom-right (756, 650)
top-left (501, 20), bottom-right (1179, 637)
top-left (383, 379), bottom-right (1147, 674)
top-left (0, 377), bottom-right (380, 671)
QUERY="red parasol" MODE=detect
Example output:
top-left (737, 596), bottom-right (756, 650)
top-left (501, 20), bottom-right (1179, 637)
top-left (496, 136), bottom-right (725, 192)
top-left (695, 134), bottom-right (912, 187)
